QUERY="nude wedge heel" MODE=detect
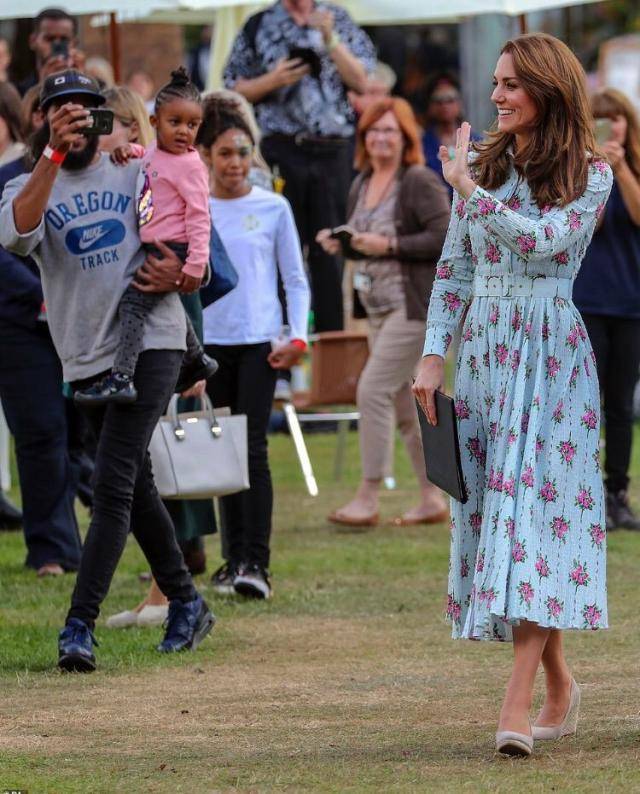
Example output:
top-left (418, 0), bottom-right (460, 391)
top-left (532, 678), bottom-right (581, 740)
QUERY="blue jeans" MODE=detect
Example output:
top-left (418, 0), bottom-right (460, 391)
top-left (0, 321), bottom-right (82, 570)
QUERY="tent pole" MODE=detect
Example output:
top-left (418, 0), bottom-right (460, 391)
top-left (109, 12), bottom-right (121, 83)
top-left (519, 13), bottom-right (527, 34)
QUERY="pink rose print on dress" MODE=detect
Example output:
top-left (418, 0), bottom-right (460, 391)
top-left (469, 511), bottom-right (482, 537)
top-left (446, 593), bottom-right (462, 622)
top-left (443, 291), bottom-right (463, 316)
top-left (510, 350), bottom-right (521, 372)
top-left (552, 400), bottom-right (565, 423)
top-left (546, 595), bottom-right (564, 621)
top-left (488, 468), bottom-right (504, 493)
top-left (512, 540), bottom-right (527, 563)
top-left (455, 399), bottom-right (471, 420)
top-left (508, 428), bottom-right (518, 446)
top-left (551, 515), bottom-right (570, 543)
top-left (517, 580), bottom-right (534, 606)
top-left (521, 411), bottom-right (530, 433)
top-left (558, 439), bottom-right (577, 466)
top-left (544, 224), bottom-right (555, 240)
top-left (553, 250), bottom-right (570, 266)
top-left (499, 389), bottom-right (507, 410)
top-left (476, 551), bottom-right (485, 573)
top-left (483, 350), bottom-right (491, 368)
top-left (504, 517), bottom-right (516, 539)
top-left (511, 309), bottom-right (523, 333)
top-left (569, 560), bottom-right (590, 589)
top-left (460, 555), bottom-right (470, 578)
top-left (468, 354), bottom-right (479, 379)
top-left (489, 304), bottom-right (500, 326)
top-left (479, 587), bottom-right (498, 608)
top-left (569, 365), bottom-right (580, 389)
top-left (575, 485), bottom-right (595, 514)
top-left (494, 342), bottom-right (509, 366)
top-left (466, 434), bottom-right (486, 465)
top-left (455, 198), bottom-right (466, 219)
top-left (546, 355), bottom-right (561, 381)
top-left (476, 196), bottom-right (498, 216)
top-left (524, 321), bottom-right (532, 339)
top-left (539, 477), bottom-right (558, 504)
top-left (593, 159), bottom-right (608, 175)
top-left (568, 209), bottom-right (582, 231)
top-left (436, 261), bottom-right (453, 279)
top-left (589, 523), bottom-right (606, 548)
top-left (486, 242), bottom-right (502, 265)
top-left (535, 555), bottom-right (550, 578)
top-left (516, 234), bottom-right (536, 255)
top-left (542, 320), bottom-right (551, 341)
top-left (535, 434), bottom-right (545, 459)
top-left (566, 326), bottom-right (580, 350)
top-left (462, 323), bottom-right (474, 342)
top-left (503, 476), bottom-right (516, 498)
top-left (582, 603), bottom-right (602, 629)
top-left (520, 465), bottom-right (534, 490)
top-left (581, 406), bottom-right (598, 431)
top-left (489, 421), bottom-right (500, 441)
top-left (506, 194), bottom-right (522, 210)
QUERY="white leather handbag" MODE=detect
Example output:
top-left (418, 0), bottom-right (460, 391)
top-left (149, 394), bottom-right (249, 499)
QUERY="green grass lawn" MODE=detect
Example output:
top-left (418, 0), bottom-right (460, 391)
top-left (1, 428), bottom-right (639, 793)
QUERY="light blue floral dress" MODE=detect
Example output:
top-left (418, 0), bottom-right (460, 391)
top-left (424, 157), bottom-right (613, 641)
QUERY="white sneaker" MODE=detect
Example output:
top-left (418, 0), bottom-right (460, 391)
top-left (136, 604), bottom-right (169, 627)
top-left (274, 378), bottom-right (292, 401)
top-left (105, 610), bottom-right (139, 629)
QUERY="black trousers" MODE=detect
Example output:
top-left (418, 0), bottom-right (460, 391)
top-left (582, 313), bottom-right (640, 493)
top-left (0, 321), bottom-right (82, 571)
top-left (261, 135), bottom-right (352, 332)
top-left (68, 349), bottom-right (196, 628)
top-left (205, 343), bottom-right (277, 569)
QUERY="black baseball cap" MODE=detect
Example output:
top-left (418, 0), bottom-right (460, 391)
top-left (40, 69), bottom-right (105, 111)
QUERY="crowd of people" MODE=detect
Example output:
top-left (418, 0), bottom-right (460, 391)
top-left (1, 0), bottom-right (640, 759)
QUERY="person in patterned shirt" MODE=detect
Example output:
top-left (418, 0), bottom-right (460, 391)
top-left (223, 0), bottom-right (375, 331)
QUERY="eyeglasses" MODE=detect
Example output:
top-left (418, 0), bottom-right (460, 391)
top-left (365, 126), bottom-right (402, 137)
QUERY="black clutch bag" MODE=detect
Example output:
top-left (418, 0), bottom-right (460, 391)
top-left (416, 391), bottom-right (468, 503)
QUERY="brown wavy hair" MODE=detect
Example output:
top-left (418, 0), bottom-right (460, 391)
top-left (591, 87), bottom-right (640, 180)
top-left (472, 33), bottom-right (597, 208)
top-left (354, 97), bottom-right (424, 171)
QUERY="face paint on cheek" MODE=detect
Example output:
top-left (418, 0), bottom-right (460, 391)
top-left (232, 134), bottom-right (251, 150)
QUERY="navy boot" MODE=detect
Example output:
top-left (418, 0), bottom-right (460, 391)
top-left (58, 617), bottom-right (98, 672)
top-left (157, 594), bottom-right (215, 653)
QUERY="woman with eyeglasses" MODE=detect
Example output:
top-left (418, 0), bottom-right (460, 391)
top-left (317, 97), bottom-right (450, 528)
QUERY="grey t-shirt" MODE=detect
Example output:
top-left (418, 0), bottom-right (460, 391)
top-left (0, 153), bottom-right (186, 381)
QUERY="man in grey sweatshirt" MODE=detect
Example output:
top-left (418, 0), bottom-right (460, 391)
top-left (0, 70), bottom-right (214, 671)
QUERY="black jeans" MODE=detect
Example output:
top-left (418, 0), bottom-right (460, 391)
top-left (205, 343), bottom-right (277, 569)
top-left (261, 135), bottom-right (352, 332)
top-left (68, 349), bottom-right (195, 628)
top-left (0, 321), bottom-right (82, 570)
top-left (582, 313), bottom-right (640, 492)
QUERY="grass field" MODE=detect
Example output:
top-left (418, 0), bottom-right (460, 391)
top-left (1, 429), bottom-right (639, 793)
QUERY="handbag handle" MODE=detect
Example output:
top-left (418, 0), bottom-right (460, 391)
top-left (167, 393), bottom-right (222, 441)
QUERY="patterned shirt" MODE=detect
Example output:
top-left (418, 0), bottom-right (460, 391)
top-left (223, 1), bottom-right (376, 138)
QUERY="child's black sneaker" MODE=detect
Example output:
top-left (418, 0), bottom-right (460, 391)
top-left (210, 562), bottom-right (237, 596)
top-left (74, 373), bottom-right (137, 406)
top-left (233, 563), bottom-right (272, 600)
top-left (174, 352), bottom-right (218, 394)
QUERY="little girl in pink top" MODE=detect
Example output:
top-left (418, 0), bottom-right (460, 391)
top-left (75, 68), bottom-right (217, 405)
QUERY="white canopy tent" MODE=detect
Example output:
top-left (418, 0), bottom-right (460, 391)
top-left (0, 0), bottom-right (605, 85)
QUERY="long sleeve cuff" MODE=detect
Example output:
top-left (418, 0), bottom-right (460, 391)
top-left (182, 261), bottom-right (207, 279)
top-left (423, 325), bottom-right (452, 358)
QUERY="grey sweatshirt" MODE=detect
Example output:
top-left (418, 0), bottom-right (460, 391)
top-left (0, 153), bottom-right (186, 381)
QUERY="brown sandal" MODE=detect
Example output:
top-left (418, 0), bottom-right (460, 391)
top-left (327, 511), bottom-right (379, 527)
top-left (392, 509), bottom-right (449, 527)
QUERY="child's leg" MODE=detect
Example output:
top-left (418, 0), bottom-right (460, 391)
top-left (114, 286), bottom-right (163, 377)
top-left (184, 314), bottom-right (204, 364)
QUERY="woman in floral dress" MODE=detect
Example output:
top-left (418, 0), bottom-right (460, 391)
top-left (413, 33), bottom-right (612, 756)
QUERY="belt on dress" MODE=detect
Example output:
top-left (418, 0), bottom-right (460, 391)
top-left (473, 274), bottom-right (573, 299)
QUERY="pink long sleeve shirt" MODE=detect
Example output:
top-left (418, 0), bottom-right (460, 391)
top-left (133, 142), bottom-right (210, 278)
